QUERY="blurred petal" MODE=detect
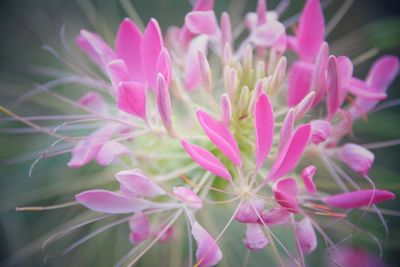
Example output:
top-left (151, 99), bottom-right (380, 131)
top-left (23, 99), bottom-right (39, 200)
top-left (250, 21), bottom-right (285, 48)
top-left (235, 198), bottom-right (264, 223)
top-left (220, 94), bottom-right (232, 127)
top-left (106, 59), bottom-right (130, 92)
top-left (337, 143), bottom-right (374, 175)
top-left (173, 187), bottom-right (203, 209)
top-left (326, 56), bottom-right (340, 120)
top-left (96, 141), bottom-right (130, 166)
top-left (193, 0), bottom-right (215, 11)
top-left (278, 109), bottom-right (294, 152)
top-left (129, 211), bottom-right (150, 244)
top-left (293, 91), bottom-right (315, 121)
top-left (184, 35), bottom-right (208, 90)
top-left (220, 12), bottom-right (232, 46)
top-left (296, 217), bottom-right (317, 255)
top-left (323, 190), bottom-right (395, 209)
top-left (301, 165), bottom-right (317, 194)
top-left (310, 120), bottom-right (331, 144)
top-left (156, 48), bottom-right (172, 86)
top-left (273, 178), bottom-right (299, 213)
top-left (287, 62), bottom-right (313, 107)
top-left (185, 11), bottom-right (219, 36)
top-left (192, 222), bottom-right (223, 267)
top-left (78, 91), bottom-right (108, 114)
top-left (156, 73), bottom-right (174, 134)
top-left (260, 207), bottom-right (290, 226)
top-left (117, 82), bottom-right (147, 120)
top-left (243, 223), bottom-right (269, 251)
top-left (116, 169), bottom-right (166, 197)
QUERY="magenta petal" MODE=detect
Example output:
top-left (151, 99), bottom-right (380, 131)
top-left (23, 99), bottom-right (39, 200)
top-left (367, 55), bottom-right (399, 92)
top-left (142, 19), bottom-right (164, 90)
top-left (116, 169), bottom-right (165, 197)
top-left (156, 73), bottom-right (173, 134)
top-left (192, 222), bottom-right (223, 267)
top-left (181, 139), bottom-right (232, 181)
top-left (278, 109), bottom-right (294, 152)
top-left (326, 56), bottom-right (340, 120)
top-left (117, 82), bottom-right (147, 120)
top-left (129, 211), bottom-right (150, 244)
top-left (243, 223), bottom-right (269, 252)
top-left (348, 78), bottom-right (387, 100)
top-left (256, 0), bottom-right (267, 25)
top-left (296, 217), bottom-right (317, 255)
top-left (79, 92), bottom-right (108, 114)
top-left (235, 198), bottom-right (265, 223)
top-left (273, 178), bottom-right (299, 213)
top-left (115, 18), bottom-right (145, 84)
top-left (75, 189), bottom-right (149, 214)
top-left (173, 186), bottom-right (203, 209)
top-left (337, 143), bottom-right (374, 175)
top-left (156, 48), bottom-right (172, 86)
top-left (260, 207), bottom-right (290, 226)
top-left (106, 59), bottom-right (130, 92)
top-left (184, 35), bottom-right (208, 90)
top-left (185, 11), bottom-right (219, 36)
top-left (310, 42), bottom-right (329, 102)
top-left (197, 109), bottom-right (242, 167)
top-left (193, 0), bottom-right (215, 11)
top-left (287, 62), bottom-right (313, 107)
top-left (310, 120), bottom-right (331, 145)
top-left (301, 165), bottom-right (317, 194)
top-left (268, 124), bottom-right (311, 180)
top-left (296, 0), bottom-right (325, 62)
top-left (293, 91), bottom-right (315, 121)
top-left (323, 189), bottom-right (395, 209)
top-left (96, 141), bottom-right (130, 166)
top-left (254, 93), bottom-right (274, 168)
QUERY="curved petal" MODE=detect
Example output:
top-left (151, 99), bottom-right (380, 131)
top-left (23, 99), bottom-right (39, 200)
top-left (268, 124), bottom-right (311, 180)
top-left (235, 198), bottom-right (265, 223)
top-left (184, 35), bottom-right (208, 90)
top-left (250, 21), bottom-right (285, 48)
top-left (310, 120), bottom-right (331, 145)
top-left (116, 169), bottom-right (166, 197)
top-left (278, 109), bottom-right (294, 152)
top-left (96, 141), bottom-right (130, 166)
top-left (254, 93), bottom-right (274, 168)
top-left (366, 55), bottom-right (399, 91)
top-left (106, 59), bottom-right (130, 92)
top-left (173, 187), bottom-right (203, 209)
top-left (301, 165), bottom-right (317, 194)
top-left (192, 222), bottom-right (223, 267)
top-left (243, 223), bottom-right (269, 252)
top-left (197, 109), bottom-right (241, 167)
top-left (296, 217), bottom-right (317, 255)
top-left (273, 178), bottom-right (299, 213)
top-left (156, 74), bottom-right (173, 134)
top-left (75, 189), bottom-right (149, 214)
top-left (181, 139), bottom-right (232, 180)
top-left (337, 143), bottom-right (374, 175)
top-left (287, 62), bottom-right (313, 107)
top-left (117, 82), bottom-right (147, 120)
top-left (156, 48), bottom-right (172, 86)
top-left (260, 207), bottom-right (290, 226)
top-left (78, 92), bottom-right (108, 114)
top-left (185, 11), bottom-right (219, 36)
top-left (323, 189), bottom-right (395, 209)
top-left (129, 211), bottom-right (150, 244)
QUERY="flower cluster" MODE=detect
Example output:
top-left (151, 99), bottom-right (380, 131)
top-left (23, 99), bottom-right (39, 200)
top-left (6, 0), bottom-right (399, 266)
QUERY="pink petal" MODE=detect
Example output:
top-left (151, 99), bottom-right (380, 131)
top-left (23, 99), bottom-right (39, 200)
top-left (326, 56), bottom-right (340, 120)
top-left (117, 82), bottom-right (147, 120)
top-left (287, 62), bottom-right (313, 107)
top-left (197, 109), bottom-right (242, 167)
top-left (310, 119), bottom-right (331, 145)
top-left (260, 207), bottom-right (290, 226)
top-left (296, 217), bottom-right (317, 255)
top-left (235, 198), bottom-right (265, 223)
top-left (220, 12), bottom-right (232, 46)
top-left (193, 0), bottom-right (215, 11)
top-left (273, 178), bottom-right (299, 213)
top-left (76, 30), bottom-right (116, 69)
top-left (96, 141), bottom-right (130, 166)
top-left (75, 189), bottom-right (149, 214)
top-left (173, 187), bottom-right (203, 209)
top-left (156, 48), bottom-right (172, 86)
top-left (185, 11), bottom-right (219, 36)
top-left (106, 59), bottom-right (130, 92)
top-left (254, 93), bottom-right (274, 168)
top-left (323, 189), bottom-right (395, 209)
top-left (296, 0), bottom-right (325, 62)
top-left (78, 91), bottom-right (108, 114)
top-left (192, 222), bottom-right (223, 267)
top-left (337, 56), bottom-right (353, 88)
top-left (367, 55), bottom-right (399, 92)
top-left (181, 139), bottom-right (232, 181)
top-left (184, 35), bottom-right (208, 90)
top-left (278, 109), bottom-right (294, 152)
top-left (156, 73), bottom-right (173, 134)
top-left (336, 143), bottom-right (374, 175)
top-left (293, 91), bottom-right (315, 121)
top-left (116, 169), bottom-right (166, 197)
top-left (256, 0), bottom-right (267, 25)
top-left (301, 165), bottom-right (317, 194)
top-left (129, 211), bottom-right (150, 244)
top-left (347, 78), bottom-right (387, 100)
top-left (115, 18), bottom-right (145, 84)
top-left (153, 224), bottom-right (174, 243)
top-left (220, 94), bottom-right (232, 127)
top-left (250, 21), bottom-right (285, 48)
top-left (141, 19), bottom-right (164, 90)
top-left (243, 223), bottom-right (269, 252)
top-left (268, 124), bottom-right (311, 180)
top-left (310, 42), bottom-right (329, 104)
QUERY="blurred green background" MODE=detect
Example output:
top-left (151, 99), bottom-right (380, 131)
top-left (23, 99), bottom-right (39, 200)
top-left (0, 0), bottom-right (400, 266)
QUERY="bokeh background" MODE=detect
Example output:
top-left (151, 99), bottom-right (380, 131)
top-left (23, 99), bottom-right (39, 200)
top-left (0, 0), bottom-right (400, 266)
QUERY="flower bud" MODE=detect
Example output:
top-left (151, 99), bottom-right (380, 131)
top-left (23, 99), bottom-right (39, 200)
top-left (337, 144), bottom-right (374, 175)
top-left (220, 94), bottom-right (232, 127)
top-left (310, 120), bottom-right (331, 144)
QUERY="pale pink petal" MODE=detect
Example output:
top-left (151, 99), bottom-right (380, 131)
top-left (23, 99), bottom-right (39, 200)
top-left (254, 93), bottom-right (274, 168)
top-left (278, 109), bottom-right (294, 152)
top-left (250, 21), bottom-right (285, 48)
top-left (129, 211), bottom-right (150, 244)
top-left (287, 62), bottom-right (313, 107)
top-left (243, 223), bottom-right (269, 252)
top-left (96, 141), bottom-right (130, 166)
top-left (117, 82), bottom-right (147, 120)
top-left (323, 189), bottom-right (395, 209)
top-left (197, 109), bottom-right (242, 167)
top-left (245, 13), bottom-right (258, 31)
top-left (156, 73), bottom-right (173, 134)
top-left (184, 35), bottom-right (208, 90)
top-left (115, 18), bottom-right (145, 84)
top-left (220, 12), bottom-right (232, 46)
top-left (235, 198), bottom-right (265, 223)
top-left (301, 165), bottom-right (317, 194)
top-left (185, 11), bottom-right (219, 36)
top-left (220, 94), bottom-right (232, 127)
top-left (310, 120), bottom-right (331, 145)
top-left (116, 169), bottom-right (166, 197)
top-left (336, 143), bottom-right (374, 175)
top-left (192, 222), bottom-right (223, 267)
top-left (260, 207), bottom-right (290, 226)
top-left (328, 246), bottom-right (388, 267)
top-left (296, 0), bottom-right (325, 62)
top-left (141, 19), bottom-right (164, 90)
top-left (153, 224), bottom-right (174, 243)
top-left (181, 139), bottom-right (232, 181)
top-left (78, 92), bottom-right (108, 114)
top-left (75, 189), bottom-right (149, 214)
top-left (156, 48), bottom-right (172, 86)
top-left (273, 178), bottom-right (299, 213)
top-left (367, 55), bottom-right (399, 91)
top-left (293, 91), bottom-right (315, 121)
top-left (268, 124), bottom-right (311, 180)
top-left (256, 0), bottom-right (267, 25)
top-left (76, 30), bottom-right (116, 69)
top-left (337, 56), bottom-right (353, 88)
top-left (326, 56), bottom-right (340, 120)
top-left (193, 0), bottom-right (215, 11)
top-left (310, 42), bottom-right (329, 104)
top-left (106, 59), bottom-right (130, 92)
top-left (296, 217), bottom-right (317, 255)
top-left (173, 187), bottom-right (203, 209)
